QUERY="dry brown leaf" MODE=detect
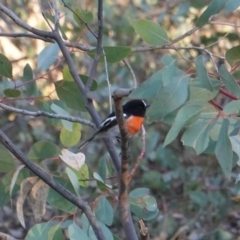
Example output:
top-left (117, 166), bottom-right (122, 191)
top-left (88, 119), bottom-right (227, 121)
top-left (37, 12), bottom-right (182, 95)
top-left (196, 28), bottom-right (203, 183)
top-left (29, 179), bottom-right (49, 222)
top-left (16, 177), bottom-right (39, 228)
top-left (59, 149), bottom-right (85, 170)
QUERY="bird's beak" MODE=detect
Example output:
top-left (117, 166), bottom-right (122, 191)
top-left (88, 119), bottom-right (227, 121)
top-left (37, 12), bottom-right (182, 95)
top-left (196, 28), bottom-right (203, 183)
top-left (146, 104), bottom-right (151, 108)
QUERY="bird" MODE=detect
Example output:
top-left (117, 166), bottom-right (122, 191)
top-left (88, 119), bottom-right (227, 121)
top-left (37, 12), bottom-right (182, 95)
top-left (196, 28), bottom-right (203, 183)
top-left (78, 99), bottom-right (149, 149)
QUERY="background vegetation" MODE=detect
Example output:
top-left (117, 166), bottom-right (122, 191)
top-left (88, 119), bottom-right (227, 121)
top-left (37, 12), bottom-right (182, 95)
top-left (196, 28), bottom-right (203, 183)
top-left (0, 0), bottom-right (240, 239)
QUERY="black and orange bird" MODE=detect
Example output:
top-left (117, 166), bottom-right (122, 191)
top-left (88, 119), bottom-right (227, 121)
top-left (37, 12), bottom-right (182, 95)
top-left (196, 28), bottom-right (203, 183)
top-left (78, 99), bottom-right (149, 149)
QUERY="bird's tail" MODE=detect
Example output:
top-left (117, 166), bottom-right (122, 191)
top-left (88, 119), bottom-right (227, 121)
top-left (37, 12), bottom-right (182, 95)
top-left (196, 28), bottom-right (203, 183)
top-left (78, 133), bottom-right (97, 150)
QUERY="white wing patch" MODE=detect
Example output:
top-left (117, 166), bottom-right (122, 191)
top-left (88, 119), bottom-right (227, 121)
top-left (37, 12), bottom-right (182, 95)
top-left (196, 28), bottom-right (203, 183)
top-left (99, 113), bottom-right (127, 128)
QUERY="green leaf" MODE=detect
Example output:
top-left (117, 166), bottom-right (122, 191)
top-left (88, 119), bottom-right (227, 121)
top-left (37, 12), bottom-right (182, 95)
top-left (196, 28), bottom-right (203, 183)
top-left (0, 54), bottom-right (12, 78)
top-left (74, 8), bottom-right (93, 28)
top-left (88, 46), bottom-right (132, 63)
top-left (22, 63), bottom-right (38, 96)
top-left (196, 0), bottom-right (228, 27)
top-left (189, 190), bottom-right (208, 207)
top-left (219, 64), bottom-right (240, 98)
top-left (161, 55), bottom-right (181, 86)
top-left (66, 167), bottom-right (80, 197)
top-left (4, 88), bottom-right (21, 97)
top-left (129, 188), bottom-right (150, 198)
top-left (98, 157), bottom-right (107, 180)
top-left (80, 74), bottom-right (98, 91)
top-left (25, 222), bottom-right (57, 240)
top-left (225, 0), bottom-right (240, 13)
top-left (215, 119), bottom-right (232, 179)
top-left (0, 144), bottom-right (15, 172)
top-left (37, 43), bottom-right (59, 71)
top-left (95, 197), bottom-right (114, 226)
top-left (130, 70), bottom-right (162, 100)
top-left (52, 228), bottom-right (65, 240)
top-left (230, 135), bottom-right (240, 165)
top-left (28, 141), bottom-right (61, 163)
top-left (99, 223), bottom-right (114, 240)
top-left (223, 100), bottom-right (240, 114)
top-left (51, 102), bottom-right (72, 130)
top-left (54, 80), bottom-right (86, 111)
top-left (0, 180), bottom-right (9, 208)
top-left (142, 171), bottom-right (163, 190)
top-left (62, 67), bottom-right (98, 90)
top-left (68, 223), bottom-right (90, 240)
top-left (60, 123), bottom-right (81, 147)
top-left (75, 163), bottom-right (89, 187)
top-left (164, 101), bottom-right (207, 147)
top-left (130, 195), bottom-right (159, 221)
top-left (196, 55), bottom-right (213, 91)
top-left (181, 120), bottom-right (215, 154)
top-left (63, 66), bottom-right (73, 82)
top-left (128, 18), bottom-right (168, 46)
top-left (188, 78), bottom-right (220, 101)
top-left (93, 172), bottom-right (112, 190)
top-left (47, 176), bottom-right (78, 213)
top-left (147, 76), bottom-right (188, 122)
top-left (225, 46), bottom-right (240, 67)
top-left (88, 223), bottom-right (114, 240)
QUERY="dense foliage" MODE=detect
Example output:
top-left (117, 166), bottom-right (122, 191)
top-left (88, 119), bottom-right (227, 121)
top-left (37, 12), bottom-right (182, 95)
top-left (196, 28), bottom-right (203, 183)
top-left (0, 0), bottom-right (240, 239)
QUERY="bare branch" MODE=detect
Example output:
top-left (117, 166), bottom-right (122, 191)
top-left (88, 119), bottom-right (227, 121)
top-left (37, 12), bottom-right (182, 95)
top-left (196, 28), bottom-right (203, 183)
top-left (0, 4), bottom-right (54, 38)
top-left (122, 59), bottom-right (138, 89)
top-left (0, 103), bottom-right (96, 129)
top-left (86, 0), bottom-right (104, 90)
top-left (0, 129), bottom-right (106, 240)
top-left (112, 91), bottom-right (138, 240)
top-left (210, 21), bottom-right (240, 28)
top-left (132, 26), bottom-right (199, 52)
top-left (112, 88), bottom-right (133, 99)
top-left (129, 125), bottom-right (146, 182)
top-left (0, 32), bottom-right (93, 51)
top-left (62, 0), bottom-right (97, 39)
top-left (102, 48), bottom-right (112, 112)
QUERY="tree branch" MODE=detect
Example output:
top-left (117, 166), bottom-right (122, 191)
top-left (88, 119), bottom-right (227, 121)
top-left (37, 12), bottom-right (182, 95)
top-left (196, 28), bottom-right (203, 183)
top-left (0, 103), bottom-right (96, 129)
top-left (0, 32), bottom-right (93, 51)
top-left (51, 19), bottom-right (121, 173)
top-left (0, 4), bottom-right (54, 38)
top-left (132, 26), bottom-right (199, 52)
top-left (86, 0), bottom-right (104, 90)
top-left (112, 91), bottom-right (138, 240)
top-left (0, 129), bottom-right (106, 240)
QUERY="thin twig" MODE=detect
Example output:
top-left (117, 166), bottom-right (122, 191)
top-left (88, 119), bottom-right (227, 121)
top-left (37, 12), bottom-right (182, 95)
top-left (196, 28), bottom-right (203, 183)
top-left (122, 59), bottom-right (138, 89)
top-left (210, 21), bottom-right (240, 28)
top-left (129, 125), bottom-right (146, 181)
top-left (132, 26), bottom-right (199, 52)
top-left (62, 0), bottom-right (97, 39)
top-left (0, 129), bottom-right (106, 240)
top-left (0, 4), bottom-right (54, 38)
top-left (86, 0), bottom-right (103, 90)
top-left (102, 48), bottom-right (112, 112)
top-left (220, 88), bottom-right (239, 100)
top-left (0, 32), bottom-right (93, 51)
top-left (0, 103), bottom-right (96, 128)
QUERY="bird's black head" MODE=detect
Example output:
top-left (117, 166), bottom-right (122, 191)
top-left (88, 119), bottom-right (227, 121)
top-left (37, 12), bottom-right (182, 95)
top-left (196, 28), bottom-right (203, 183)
top-left (123, 99), bottom-right (149, 117)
